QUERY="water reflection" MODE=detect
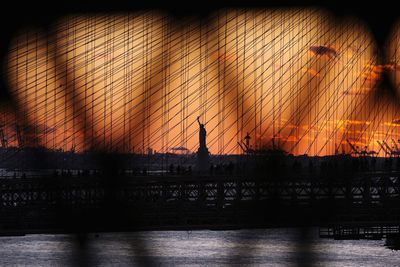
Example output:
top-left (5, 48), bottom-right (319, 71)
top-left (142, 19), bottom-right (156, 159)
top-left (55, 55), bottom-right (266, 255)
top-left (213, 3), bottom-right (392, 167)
top-left (0, 228), bottom-right (398, 266)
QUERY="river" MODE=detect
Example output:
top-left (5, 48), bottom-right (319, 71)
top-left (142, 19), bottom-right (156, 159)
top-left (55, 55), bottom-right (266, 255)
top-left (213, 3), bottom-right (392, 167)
top-left (0, 228), bottom-right (399, 266)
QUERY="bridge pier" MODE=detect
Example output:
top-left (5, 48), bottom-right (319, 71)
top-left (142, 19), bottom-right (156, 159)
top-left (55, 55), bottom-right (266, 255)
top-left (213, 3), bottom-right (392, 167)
top-left (385, 233), bottom-right (400, 250)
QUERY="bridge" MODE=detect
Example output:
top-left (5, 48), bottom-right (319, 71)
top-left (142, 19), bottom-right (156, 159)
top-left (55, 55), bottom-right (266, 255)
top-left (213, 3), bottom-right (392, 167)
top-left (1, 170), bottom-right (400, 238)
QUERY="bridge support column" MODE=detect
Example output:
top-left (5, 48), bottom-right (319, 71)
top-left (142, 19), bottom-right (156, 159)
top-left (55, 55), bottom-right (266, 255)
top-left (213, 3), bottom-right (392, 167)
top-left (346, 178), bottom-right (352, 204)
top-left (235, 180), bottom-right (242, 201)
top-left (363, 175), bottom-right (371, 205)
top-left (198, 182), bottom-right (206, 205)
top-left (217, 181), bottom-right (224, 210)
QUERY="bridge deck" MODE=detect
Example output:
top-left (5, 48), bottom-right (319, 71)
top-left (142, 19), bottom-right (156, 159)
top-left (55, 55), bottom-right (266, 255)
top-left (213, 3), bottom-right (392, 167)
top-left (1, 173), bottom-right (400, 235)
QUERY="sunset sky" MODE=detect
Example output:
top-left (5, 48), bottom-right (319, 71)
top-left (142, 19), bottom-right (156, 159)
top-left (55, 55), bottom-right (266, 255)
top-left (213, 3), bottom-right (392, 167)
top-left (2, 9), bottom-right (400, 156)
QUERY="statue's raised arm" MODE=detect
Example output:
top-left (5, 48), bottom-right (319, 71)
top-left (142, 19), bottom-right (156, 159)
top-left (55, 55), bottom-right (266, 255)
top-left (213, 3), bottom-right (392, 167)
top-left (197, 116), bottom-right (201, 126)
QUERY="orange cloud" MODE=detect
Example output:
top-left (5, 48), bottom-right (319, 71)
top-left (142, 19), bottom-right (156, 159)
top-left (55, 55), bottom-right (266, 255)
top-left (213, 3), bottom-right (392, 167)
top-left (302, 67), bottom-right (320, 77)
top-left (361, 62), bottom-right (400, 82)
top-left (343, 87), bottom-right (372, 95)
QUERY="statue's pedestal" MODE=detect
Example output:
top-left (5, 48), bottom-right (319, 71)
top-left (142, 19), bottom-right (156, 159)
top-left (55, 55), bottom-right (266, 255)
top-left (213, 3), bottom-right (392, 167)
top-left (196, 147), bottom-right (210, 173)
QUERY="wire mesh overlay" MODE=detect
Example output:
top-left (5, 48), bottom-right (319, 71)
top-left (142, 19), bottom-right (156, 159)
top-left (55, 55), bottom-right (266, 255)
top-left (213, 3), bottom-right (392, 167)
top-left (3, 9), bottom-right (400, 157)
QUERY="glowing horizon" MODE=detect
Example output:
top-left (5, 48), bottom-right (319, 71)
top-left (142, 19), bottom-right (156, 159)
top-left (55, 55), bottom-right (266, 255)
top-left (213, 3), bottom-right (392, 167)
top-left (2, 9), bottom-right (400, 156)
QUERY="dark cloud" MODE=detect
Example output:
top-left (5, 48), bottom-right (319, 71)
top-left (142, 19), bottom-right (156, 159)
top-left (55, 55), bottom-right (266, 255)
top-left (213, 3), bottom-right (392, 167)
top-left (309, 46), bottom-right (337, 58)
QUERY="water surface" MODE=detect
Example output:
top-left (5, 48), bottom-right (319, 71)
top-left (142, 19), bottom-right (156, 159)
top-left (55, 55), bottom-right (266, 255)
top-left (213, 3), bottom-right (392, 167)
top-left (0, 228), bottom-right (398, 266)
